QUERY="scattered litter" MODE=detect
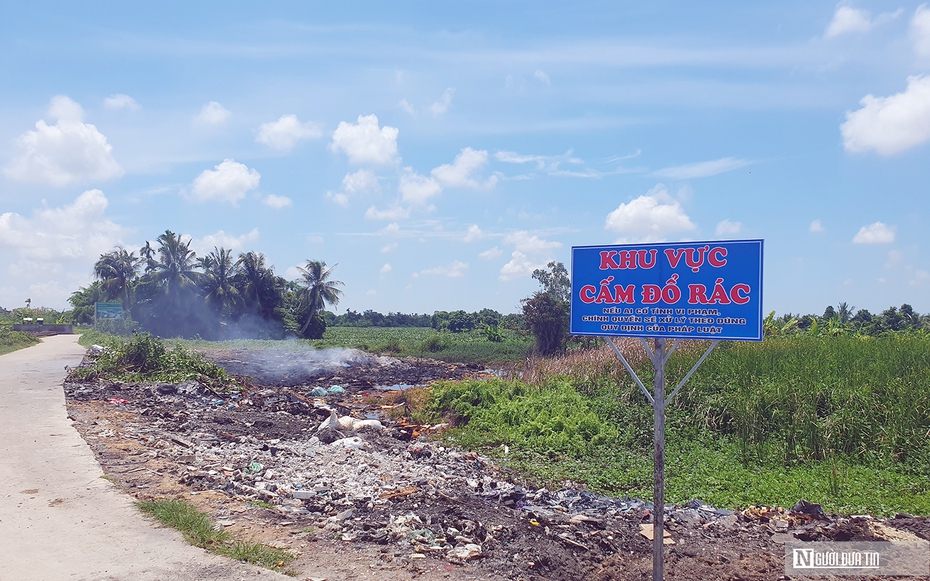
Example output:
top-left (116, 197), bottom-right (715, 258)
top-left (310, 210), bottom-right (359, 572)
top-left (639, 523), bottom-right (675, 545)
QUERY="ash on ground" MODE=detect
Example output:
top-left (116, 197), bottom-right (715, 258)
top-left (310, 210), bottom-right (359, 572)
top-left (64, 348), bottom-right (930, 581)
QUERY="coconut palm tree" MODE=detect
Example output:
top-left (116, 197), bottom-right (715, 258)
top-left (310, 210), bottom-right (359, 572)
top-left (235, 251), bottom-right (281, 319)
top-left (152, 230), bottom-right (199, 301)
top-left (139, 240), bottom-right (158, 274)
top-left (198, 247), bottom-right (242, 317)
top-left (295, 260), bottom-right (344, 336)
top-left (93, 246), bottom-right (140, 309)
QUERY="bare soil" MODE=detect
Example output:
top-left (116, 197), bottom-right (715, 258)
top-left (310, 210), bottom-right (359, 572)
top-left (64, 348), bottom-right (930, 581)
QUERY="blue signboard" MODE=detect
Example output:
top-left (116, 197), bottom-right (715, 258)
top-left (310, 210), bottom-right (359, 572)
top-left (571, 239), bottom-right (763, 341)
top-left (95, 302), bottom-right (123, 320)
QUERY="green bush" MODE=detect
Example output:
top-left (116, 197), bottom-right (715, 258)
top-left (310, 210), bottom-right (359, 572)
top-left (419, 333), bottom-right (452, 353)
top-left (0, 327), bottom-right (40, 355)
top-left (73, 333), bottom-right (238, 390)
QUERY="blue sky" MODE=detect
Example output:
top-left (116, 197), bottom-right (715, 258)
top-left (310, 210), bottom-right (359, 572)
top-left (2, 1), bottom-right (930, 316)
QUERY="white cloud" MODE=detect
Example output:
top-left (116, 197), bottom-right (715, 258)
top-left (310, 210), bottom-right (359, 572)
top-left (825, 5), bottom-right (873, 37)
top-left (330, 114), bottom-right (399, 165)
top-left (495, 149), bottom-right (584, 173)
top-left (306, 234), bottom-right (324, 244)
top-left (715, 219), bottom-right (742, 236)
top-left (499, 251), bottom-right (546, 281)
top-left (399, 168), bottom-right (442, 205)
top-left (190, 159), bottom-right (260, 206)
top-left (502, 231), bottom-right (562, 254)
top-left (841, 75), bottom-right (930, 155)
top-left (604, 184), bottom-right (697, 242)
top-left (653, 157), bottom-right (750, 180)
top-left (810, 219), bottom-right (825, 233)
top-left (463, 225), bottom-right (483, 242)
top-left (479, 246), bottom-right (502, 259)
top-left (431, 147), bottom-right (491, 188)
top-left (365, 205), bottom-right (411, 221)
top-left (497, 231), bottom-right (560, 281)
top-left (285, 265), bottom-right (302, 279)
top-left (256, 114), bottom-right (322, 151)
top-left (911, 270), bottom-right (930, 286)
top-left (326, 192), bottom-right (349, 207)
top-left (48, 96), bottom-right (84, 122)
top-left (103, 94), bottom-right (140, 111)
top-left (825, 5), bottom-right (901, 38)
top-left (342, 169), bottom-right (380, 194)
top-left (534, 70), bottom-right (551, 84)
top-left (398, 98), bottom-right (417, 117)
top-left (912, 5), bottom-right (930, 58)
top-left (852, 221), bottom-right (895, 244)
top-left (190, 228), bottom-right (260, 255)
top-left (430, 88), bottom-right (454, 115)
top-left (326, 170), bottom-right (379, 207)
top-left (380, 263), bottom-right (392, 274)
top-left (196, 101), bottom-right (231, 125)
top-left (418, 260), bottom-right (468, 278)
top-left (366, 289), bottom-right (377, 296)
top-left (4, 97), bottom-right (123, 186)
top-left (0, 190), bottom-right (130, 306)
top-left (264, 194), bottom-right (292, 209)
top-left (381, 242), bottom-right (398, 253)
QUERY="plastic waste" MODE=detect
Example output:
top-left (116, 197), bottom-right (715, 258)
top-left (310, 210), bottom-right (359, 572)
top-left (327, 385), bottom-right (345, 394)
top-left (248, 461), bottom-right (263, 473)
top-left (309, 387), bottom-right (328, 397)
top-left (318, 410), bottom-right (340, 432)
top-left (329, 436), bottom-right (366, 450)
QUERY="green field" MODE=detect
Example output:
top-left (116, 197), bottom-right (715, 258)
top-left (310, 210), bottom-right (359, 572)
top-left (416, 334), bottom-right (930, 516)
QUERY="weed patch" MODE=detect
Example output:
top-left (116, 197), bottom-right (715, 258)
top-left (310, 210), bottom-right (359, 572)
top-left (71, 333), bottom-right (239, 391)
top-left (0, 327), bottom-right (40, 356)
top-left (137, 498), bottom-right (295, 574)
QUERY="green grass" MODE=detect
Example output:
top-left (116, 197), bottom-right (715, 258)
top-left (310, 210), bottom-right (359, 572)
top-left (313, 327), bottom-right (532, 364)
top-left (419, 334), bottom-right (930, 516)
top-left (137, 498), bottom-right (296, 574)
top-left (0, 326), bottom-right (41, 355)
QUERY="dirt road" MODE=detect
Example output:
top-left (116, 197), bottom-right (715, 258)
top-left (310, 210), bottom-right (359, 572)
top-left (0, 335), bottom-right (288, 581)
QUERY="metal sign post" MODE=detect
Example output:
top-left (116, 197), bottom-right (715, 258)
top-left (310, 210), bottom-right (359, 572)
top-left (606, 335), bottom-right (720, 581)
top-left (572, 239), bottom-right (763, 581)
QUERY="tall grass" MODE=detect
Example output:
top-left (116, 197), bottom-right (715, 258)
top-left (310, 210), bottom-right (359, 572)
top-left (420, 334), bottom-right (930, 514)
top-left (679, 335), bottom-right (930, 470)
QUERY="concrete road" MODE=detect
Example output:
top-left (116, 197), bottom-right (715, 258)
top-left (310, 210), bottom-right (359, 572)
top-left (0, 335), bottom-right (289, 581)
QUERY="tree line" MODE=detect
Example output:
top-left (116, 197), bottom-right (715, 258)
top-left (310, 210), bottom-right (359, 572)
top-left (69, 230), bottom-right (343, 339)
top-left (519, 261), bottom-right (930, 355)
top-left (324, 309), bottom-right (525, 331)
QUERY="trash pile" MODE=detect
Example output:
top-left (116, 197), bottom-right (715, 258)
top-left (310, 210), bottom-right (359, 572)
top-left (63, 348), bottom-right (930, 581)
